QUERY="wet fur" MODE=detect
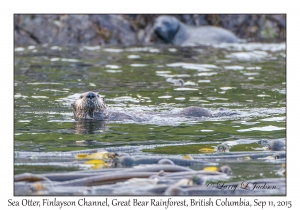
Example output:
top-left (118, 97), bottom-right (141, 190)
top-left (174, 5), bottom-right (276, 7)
top-left (72, 92), bottom-right (109, 120)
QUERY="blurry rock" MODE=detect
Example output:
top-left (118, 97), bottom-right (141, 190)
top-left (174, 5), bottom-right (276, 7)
top-left (14, 15), bottom-right (136, 46)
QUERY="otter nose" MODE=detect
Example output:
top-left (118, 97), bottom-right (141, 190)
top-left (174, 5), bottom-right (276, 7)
top-left (86, 92), bottom-right (96, 99)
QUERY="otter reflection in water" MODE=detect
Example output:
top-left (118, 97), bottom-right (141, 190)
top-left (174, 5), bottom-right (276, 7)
top-left (72, 120), bottom-right (107, 134)
top-left (71, 91), bottom-right (212, 122)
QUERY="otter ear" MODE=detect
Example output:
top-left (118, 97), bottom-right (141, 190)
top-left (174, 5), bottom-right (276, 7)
top-left (71, 103), bottom-right (76, 110)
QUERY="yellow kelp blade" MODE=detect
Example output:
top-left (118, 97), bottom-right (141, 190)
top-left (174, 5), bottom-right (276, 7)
top-left (279, 164), bottom-right (286, 176)
top-left (32, 182), bottom-right (46, 191)
top-left (76, 154), bottom-right (89, 158)
top-left (203, 166), bottom-right (219, 172)
top-left (182, 155), bottom-right (194, 160)
top-left (199, 148), bottom-right (214, 153)
top-left (75, 151), bottom-right (111, 160)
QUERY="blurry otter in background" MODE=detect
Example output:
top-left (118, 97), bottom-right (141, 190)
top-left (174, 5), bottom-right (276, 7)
top-left (153, 15), bottom-right (244, 45)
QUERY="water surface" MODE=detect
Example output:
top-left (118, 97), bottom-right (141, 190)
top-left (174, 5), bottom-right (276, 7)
top-left (14, 43), bottom-right (286, 193)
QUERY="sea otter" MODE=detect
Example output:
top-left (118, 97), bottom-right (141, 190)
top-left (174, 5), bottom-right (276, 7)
top-left (71, 91), bottom-right (212, 121)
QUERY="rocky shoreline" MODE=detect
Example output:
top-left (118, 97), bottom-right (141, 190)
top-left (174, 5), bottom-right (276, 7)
top-left (14, 14), bottom-right (286, 46)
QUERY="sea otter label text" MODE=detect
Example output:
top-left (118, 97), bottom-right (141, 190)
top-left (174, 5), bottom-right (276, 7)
top-left (8, 198), bottom-right (293, 209)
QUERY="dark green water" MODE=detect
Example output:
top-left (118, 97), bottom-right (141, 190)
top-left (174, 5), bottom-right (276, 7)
top-left (14, 43), bottom-right (286, 184)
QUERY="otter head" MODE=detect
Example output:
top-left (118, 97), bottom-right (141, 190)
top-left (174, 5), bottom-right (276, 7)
top-left (71, 91), bottom-right (108, 121)
top-left (153, 15), bottom-right (180, 44)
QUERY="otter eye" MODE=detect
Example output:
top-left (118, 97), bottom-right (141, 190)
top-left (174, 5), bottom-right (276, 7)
top-left (80, 95), bottom-right (84, 99)
top-left (97, 94), bottom-right (100, 98)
